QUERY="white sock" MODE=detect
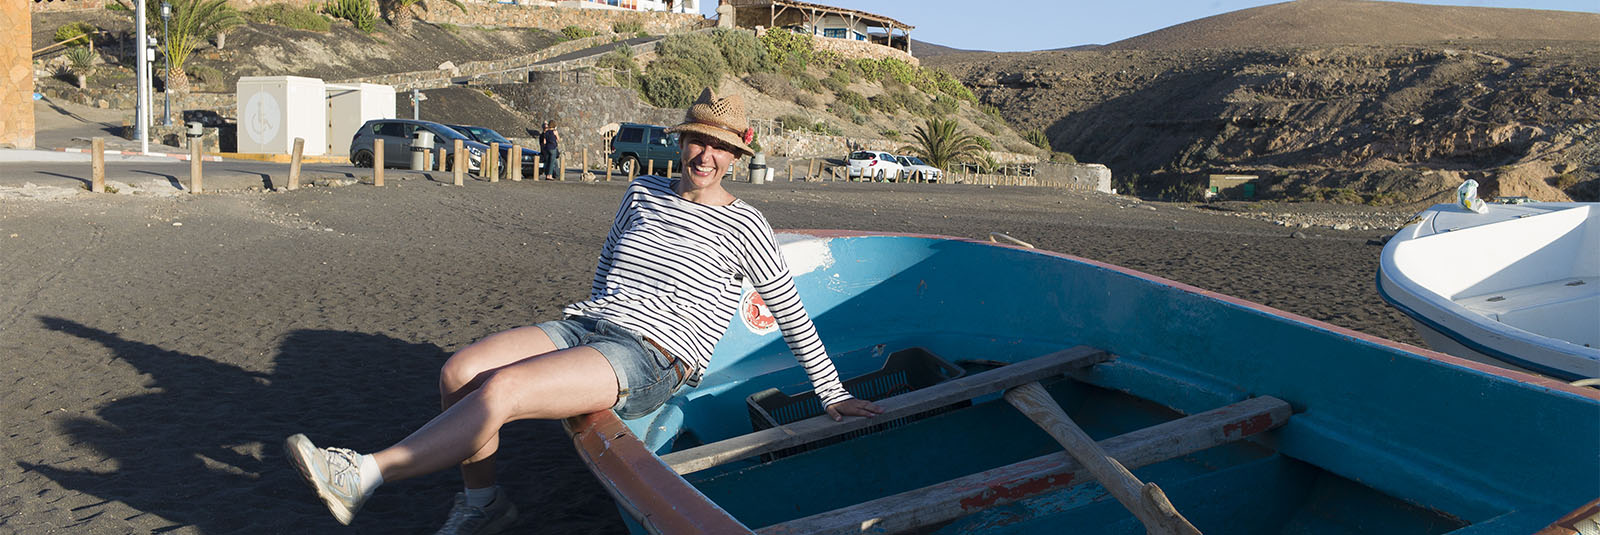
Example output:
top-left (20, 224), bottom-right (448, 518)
top-left (357, 454), bottom-right (384, 498)
top-left (464, 485), bottom-right (499, 508)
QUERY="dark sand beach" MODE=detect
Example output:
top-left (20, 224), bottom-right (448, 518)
top-left (0, 178), bottom-right (1421, 534)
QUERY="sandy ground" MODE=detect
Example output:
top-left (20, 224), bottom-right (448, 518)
top-left (0, 178), bottom-right (1419, 534)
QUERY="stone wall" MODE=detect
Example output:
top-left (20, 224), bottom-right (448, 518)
top-left (483, 70), bottom-right (682, 147)
top-left (30, 0), bottom-right (106, 13)
top-left (810, 35), bottom-right (918, 66)
top-left (3, 0), bottom-right (34, 148)
top-left (335, 33), bottom-right (626, 91)
top-left (419, 1), bottom-right (705, 34)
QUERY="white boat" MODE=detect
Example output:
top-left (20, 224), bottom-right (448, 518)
top-left (1379, 201), bottom-right (1600, 380)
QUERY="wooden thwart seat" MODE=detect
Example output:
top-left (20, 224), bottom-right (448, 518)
top-left (758, 395), bottom-right (1292, 535)
top-left (661, 346), bottom-right (1113, 475)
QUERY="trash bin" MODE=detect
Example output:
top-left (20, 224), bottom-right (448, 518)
top-left (410, 130), bottom-right (434, 170)
top-left (749, 153), bottom-right (767, 184)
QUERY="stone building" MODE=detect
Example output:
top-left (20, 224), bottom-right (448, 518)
top-left (723, 0), bottom-right (914, 56)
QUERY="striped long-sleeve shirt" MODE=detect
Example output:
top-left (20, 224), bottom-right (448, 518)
top-left (562, 175), bottom-right (853, 406)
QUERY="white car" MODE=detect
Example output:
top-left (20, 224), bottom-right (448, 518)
top-left (847, 150), bottom-right (903, 181)
top-left (894, 155), bottom-right (942, 182)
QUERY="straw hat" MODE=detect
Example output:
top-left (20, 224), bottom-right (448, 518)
top-left (665, 88), bottom-right (754, 157)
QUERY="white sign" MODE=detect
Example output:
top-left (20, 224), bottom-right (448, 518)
top-left (243, 91), bottom-right (282, 146)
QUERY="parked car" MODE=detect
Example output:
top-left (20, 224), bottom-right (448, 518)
top-left (894, 154), bottom-right (942, 182)
top-left (609, 122), bottom-right (680, 176)
top-left (349, 118), bottom-right (486, 171)
top-left (448, 124), bottom-right (541, 175)
top-left (847, 150), bottom-right (903, 181)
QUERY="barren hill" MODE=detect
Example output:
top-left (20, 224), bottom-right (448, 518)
top-left (1106, 0), bottom-right (1600, 50)
top-left (929, 1), bottom-right (1600, 204)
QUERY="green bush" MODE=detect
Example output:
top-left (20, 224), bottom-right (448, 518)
top-left (189, 63), bottom-right (224, 88)
top-left (890, 90), bottom-right (928, 116)
top-left (793, 92), bottom-right (822, 108)
top-left (561, 25), bottom-right (598, 40)
top-left (930, 95), bottom-right (959, 116)
top-left (653, 32), bottom-right (725, 90)
top-left (710, 28), bottom-right (769, 75)
top-left (835, 89), bottom-right (867, 111)
top-left (1025, 129), bottom-right (1050, 150)
top-left (760, 28), bottom-right (814, 72)
top-left (880, 129), bottom-right (900, 140)
top-left (106, 2), bottom-right (129, 11)
top-left (868, 94), bottom-right (898, 115)
top-left (246, 3), bottom-right (330, 31)
top-left (1555, 173), bottom-right (1579, 190)
top-left (777, 114), bottom-right (812, 131)
top-left (612, 19), bottom-right (643, 35)
top-left (880, 58), bottom-right (916, 85)
top-left (641, 66), bottom-right (698, 107)
top-left (745, 72), bottom-right (795, 100)
top-left (1159, 182), bottom-right (1208, 202)
top-left (820, 70), bottom-right (848, 93)
top-left (973, 136), bottom-right (993, 150)
top-left (853, 58), bottom-right (883, 81)
top-left (322, 0), bottom-right (375, 32)
top-left (1050, 151), bottom-right (1077, 164)
top-left (790, 72), bottom-right (822, 93)
top-left (53, 22), bottom-right (97, 45)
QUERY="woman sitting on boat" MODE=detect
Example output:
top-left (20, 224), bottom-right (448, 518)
top-left (284, 88), bottom-right (885, 534)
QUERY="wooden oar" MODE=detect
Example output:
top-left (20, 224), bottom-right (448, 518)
top-left (1003, 382), bottom-right (1202, 535)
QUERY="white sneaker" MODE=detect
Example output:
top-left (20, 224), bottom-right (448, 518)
top-left (284, 434), bottom-right (371, 525)
top-left (434, 487), bottom-right (519, 535)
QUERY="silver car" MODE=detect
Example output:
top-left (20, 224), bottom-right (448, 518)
top-left (349, 119), bottom-right (485, 171)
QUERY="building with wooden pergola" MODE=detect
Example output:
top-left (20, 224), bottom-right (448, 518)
top-left (724, 0), bottom-right (913, 54)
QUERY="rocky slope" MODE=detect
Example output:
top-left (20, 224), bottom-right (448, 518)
top-left (928, 1), bottom-right (1600, 204)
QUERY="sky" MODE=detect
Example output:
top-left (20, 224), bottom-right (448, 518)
top-left (700, 0), bottom-right (1600, 52)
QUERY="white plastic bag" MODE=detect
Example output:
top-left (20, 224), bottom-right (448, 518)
top-left (1457, 180), bottom-right (1487, 214)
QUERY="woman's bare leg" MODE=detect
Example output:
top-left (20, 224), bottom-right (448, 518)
top-left (437, 326), bottom-right (561, 488)
top-left (372, 343), bottom-right (619, 483)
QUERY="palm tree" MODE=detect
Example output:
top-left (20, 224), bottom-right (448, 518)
top-left (383, 0), bottom-right (465, 34)
top-left (146, 0), bottom-right (242, 94)
top-left (65, 46), bottom-right (96, 89)
top-left (899, 118), bottom-right (986, 171)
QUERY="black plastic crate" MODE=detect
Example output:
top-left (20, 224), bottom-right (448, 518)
top-left (746, 347), bottom-right (967, 462)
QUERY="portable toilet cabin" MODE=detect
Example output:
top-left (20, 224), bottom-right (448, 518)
top-left (236, 76), bottom-right (327, 155)
top-left (325, 83), bottom-right (396, 157)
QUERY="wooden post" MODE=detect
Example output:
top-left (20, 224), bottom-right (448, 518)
top-left (648, 159), bottom-right (655, 177)
top-left (665, 159), bottom-right (673, 179)
top-left (1004, 382), bottom-right (1202, 535)
top-left (452, 139), bottom-right (465, 186)
top-left (436, 147), bottom-right (446, 171)
top-left (509, 143), bottom-right (521, 181)
top-left (287, 137), bottom-right (305, 190)
top-left (374, 141), bottom-right (385, 187)
top-left (787, 160), bottom-right (793, 182)
top-left (486, 142), bottom-right (500, 182)
top-left (190, 136), bottom-right (203, 194)
top-left (584, 147), bottom-right (591, 180)
top-left (90, 137), bottom-right (105, 193)
top-left (532, 155), bottom-right (540, 181)
top-left (628, 158), bottom-right (636, 181)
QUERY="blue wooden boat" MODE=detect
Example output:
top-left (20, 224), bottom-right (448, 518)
top-left (565, 231), bottom-right (1600, 534)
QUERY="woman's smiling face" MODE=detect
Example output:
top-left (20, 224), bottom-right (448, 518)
top-left (679, 132), bottom-right (739, 188)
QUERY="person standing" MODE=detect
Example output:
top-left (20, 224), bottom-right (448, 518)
top-left (539, 121), bottom-right (561, 180)
top-left (284, 88), bottom-right (883, 534)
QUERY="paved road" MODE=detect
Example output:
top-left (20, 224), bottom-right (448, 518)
top-left (0, 155), bottom-right (482, 195)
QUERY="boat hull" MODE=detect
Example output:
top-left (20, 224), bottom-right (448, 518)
top-left (570, 231), bottom-right (1600, 534)
top-left (1377, 202), bottom-right (1600, 380)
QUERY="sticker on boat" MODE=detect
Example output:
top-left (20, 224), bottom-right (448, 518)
top-left (741, 290), bottom-right (777, 334)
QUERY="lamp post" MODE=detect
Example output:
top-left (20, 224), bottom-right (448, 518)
top-left (160, 0), bottom-right (172, 127)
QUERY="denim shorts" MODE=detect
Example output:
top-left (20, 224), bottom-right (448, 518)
top-left (535, 316), bottom-right (687, 420)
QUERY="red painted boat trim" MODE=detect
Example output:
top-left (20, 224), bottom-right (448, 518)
top-left (1537, 498), bottom-right (1600, 534)
top-left (565, 411), bottom-right (752, 534)
top-left (781, 229), bottom-right (1600, 400)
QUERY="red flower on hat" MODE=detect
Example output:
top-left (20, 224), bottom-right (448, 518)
top-left (742, 128), bottom-right (754, 144)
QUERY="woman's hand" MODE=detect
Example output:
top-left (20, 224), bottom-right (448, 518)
top-left (825, 399), bottom-right (885, 421)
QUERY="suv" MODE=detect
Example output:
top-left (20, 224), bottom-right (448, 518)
top-left (609, 122), bottom-right (679, 176)
top-left (449, 124), bottom-right (540, 175)
top-left (848, 150), bottom-right (903, 181)
top-left (349, 119), bottom-right (486, 171)
top-left (894, 154), bottom-right (942, 182)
